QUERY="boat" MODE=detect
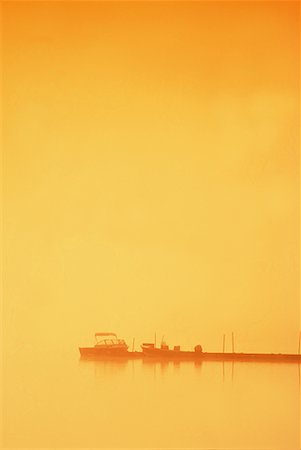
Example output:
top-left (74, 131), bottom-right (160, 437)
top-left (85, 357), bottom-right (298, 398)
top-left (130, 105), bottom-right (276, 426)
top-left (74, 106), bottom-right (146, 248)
top-left (79, 332), bottom-right (129, 358)
top-left (141, 341), bottom-right (204, 359)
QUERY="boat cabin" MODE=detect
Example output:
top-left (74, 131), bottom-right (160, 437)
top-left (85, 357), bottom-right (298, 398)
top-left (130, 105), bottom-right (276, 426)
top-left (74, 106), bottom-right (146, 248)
top-left (94, 332), bottom-right (128, 349)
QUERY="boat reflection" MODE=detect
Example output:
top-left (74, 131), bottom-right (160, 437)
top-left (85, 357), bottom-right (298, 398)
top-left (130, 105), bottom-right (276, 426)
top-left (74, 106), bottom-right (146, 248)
top-left (142, 358), bottom-right (203, 371)
top-left (79, 357), bottom-right (130, 378)
top-left (79, 356), bottom-right (204, 380)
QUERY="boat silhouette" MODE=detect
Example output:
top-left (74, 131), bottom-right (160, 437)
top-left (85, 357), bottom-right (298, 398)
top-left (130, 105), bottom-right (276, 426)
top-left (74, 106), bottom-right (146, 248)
top-left (79, 332), bottom-right (130, 358)
top-left (79, 333), bottom-right (301, 363)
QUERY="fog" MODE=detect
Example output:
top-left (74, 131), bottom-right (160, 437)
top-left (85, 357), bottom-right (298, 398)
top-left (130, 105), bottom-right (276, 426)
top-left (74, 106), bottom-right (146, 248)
top-left (2, 2), bottom-right (300, 447)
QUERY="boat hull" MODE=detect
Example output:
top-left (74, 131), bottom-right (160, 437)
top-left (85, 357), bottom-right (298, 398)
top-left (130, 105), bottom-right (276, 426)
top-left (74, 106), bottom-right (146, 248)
top-left (79, 348), bottom-right (144, 360)
top-left (79, 347), bottom-right (130, 358)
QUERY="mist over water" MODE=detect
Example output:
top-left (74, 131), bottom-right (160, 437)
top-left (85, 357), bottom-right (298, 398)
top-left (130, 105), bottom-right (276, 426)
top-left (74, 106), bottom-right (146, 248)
top-left (3, 2), bottom-right (300, 449)
top-left (3, 346), bottom-right (300, 449)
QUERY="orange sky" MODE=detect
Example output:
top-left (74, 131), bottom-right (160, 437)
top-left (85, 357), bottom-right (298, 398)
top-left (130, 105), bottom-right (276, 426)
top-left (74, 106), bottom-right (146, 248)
top-left (2, 1), bottom-right (300, 355)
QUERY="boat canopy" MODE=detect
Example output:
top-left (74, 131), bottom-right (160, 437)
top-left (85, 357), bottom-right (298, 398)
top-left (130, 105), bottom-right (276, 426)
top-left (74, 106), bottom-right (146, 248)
top-left (95, 332), bottom-right (117, 337)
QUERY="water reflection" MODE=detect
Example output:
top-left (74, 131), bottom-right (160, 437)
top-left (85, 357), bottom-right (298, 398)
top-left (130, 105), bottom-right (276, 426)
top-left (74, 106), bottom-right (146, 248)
top-left (142, 358), bottom-right (203, 369)
top-left (79, 356), bottom-right (301, 388)
top-left (4, 354), bottom-right (300, 449)
top-left (79, 357), bottom-right (129, 378)
top-left (221, 360), bottom-right (235, 383)
top-left (79, 357), bottom-right (205, 380)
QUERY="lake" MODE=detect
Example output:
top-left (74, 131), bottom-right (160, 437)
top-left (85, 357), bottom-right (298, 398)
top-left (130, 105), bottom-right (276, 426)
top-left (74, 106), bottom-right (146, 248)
top-left (3, 348), bottom-right (300, 449)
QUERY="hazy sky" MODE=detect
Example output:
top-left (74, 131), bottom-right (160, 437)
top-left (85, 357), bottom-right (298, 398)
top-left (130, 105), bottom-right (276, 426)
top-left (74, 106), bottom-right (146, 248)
top-left (3, 1), bottom-right (300, 355)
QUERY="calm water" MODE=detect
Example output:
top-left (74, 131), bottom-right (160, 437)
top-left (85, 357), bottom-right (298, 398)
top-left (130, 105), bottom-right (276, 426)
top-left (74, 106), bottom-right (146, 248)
top-left (3, 348), bottom-right (300, 449)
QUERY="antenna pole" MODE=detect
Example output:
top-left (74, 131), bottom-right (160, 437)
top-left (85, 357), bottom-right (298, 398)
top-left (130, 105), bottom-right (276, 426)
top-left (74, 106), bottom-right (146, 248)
top-left (223, 334), bottom-right (226, 353)
top-left (154, 332), bottom-right (156, 348)
top-left (232, 332), bottom-right (235, 353)
top-left (299, 332), bottom-right (301, 355)
top-left (132, 338), bottom-right (135, 353)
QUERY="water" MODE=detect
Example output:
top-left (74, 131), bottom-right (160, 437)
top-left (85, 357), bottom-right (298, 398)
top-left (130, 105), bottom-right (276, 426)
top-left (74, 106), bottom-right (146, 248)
top-left (3, 348), bottom-right (300, 449)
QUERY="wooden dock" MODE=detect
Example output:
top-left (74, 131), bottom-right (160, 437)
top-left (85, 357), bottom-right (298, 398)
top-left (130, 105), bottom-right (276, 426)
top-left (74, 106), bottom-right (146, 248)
top-left (80, 351), bottom-right (301, 363)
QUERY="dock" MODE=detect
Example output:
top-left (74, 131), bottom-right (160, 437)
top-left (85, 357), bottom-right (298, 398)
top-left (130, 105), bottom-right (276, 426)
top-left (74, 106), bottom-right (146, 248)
top-left (80, 350), bottom-right (301, 363)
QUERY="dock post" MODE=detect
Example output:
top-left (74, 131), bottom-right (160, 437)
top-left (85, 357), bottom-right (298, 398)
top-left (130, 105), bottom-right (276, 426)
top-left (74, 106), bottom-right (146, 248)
top-left (232, 332), bottom-right (235, 353)
top-left (223, 334), bottom-right (226, 353)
